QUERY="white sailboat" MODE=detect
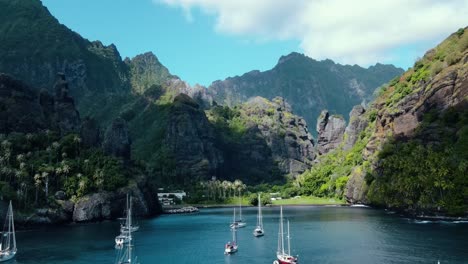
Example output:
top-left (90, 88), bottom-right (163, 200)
top-left (120, 195), bottom-right (139, 233)
top-left (253, 194), bottom-right (264, 237)
top-left (224, 220), bottom-right (238, 254)
top-left (0, 201), bottom-right (17, 262)
top-left (229, 208), bottom-right (238, 229)
top-left (115, 195), bottom-right (138, 247)
top-left (115, 198), bottom-right (139, 264)
top-left (273, 206), bottom-right (298, 264)
top-left (230, 194), bottom-right (246, 228)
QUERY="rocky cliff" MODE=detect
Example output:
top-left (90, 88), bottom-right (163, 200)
top-left (316, 110), bottom-right (346, 155)
top-left (343, 105), bottom-right (368, 150)
top-left (242, 97), bottom-right (316, 176)
top-left (296, 28), bottom-right (468, 216)
top-left (0, 73), bottom-right (80, 135)
top-left (207, 96), bottom-right (316, 183)
top-left (164, 94), bottom-right (223, 182)
top-left (209, 52), bottom-right (403, 131)
top-left (103, 118), bottom-right (132, 160)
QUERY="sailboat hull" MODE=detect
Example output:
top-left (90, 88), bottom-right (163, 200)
top-left (224, 245), bottom-right (238, 254)
top-left (276, 254), bottom-right (298, 264)
top-left (0, 250), bottom-right (16, 262)
top-left (253, 228), bottom-right (264, 237)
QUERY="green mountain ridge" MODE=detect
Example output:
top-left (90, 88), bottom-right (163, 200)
top-left (208, 52), bottom-right (404, 131)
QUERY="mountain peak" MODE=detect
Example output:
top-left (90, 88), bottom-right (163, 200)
top-left (277, 52), bottom-right (308, 65)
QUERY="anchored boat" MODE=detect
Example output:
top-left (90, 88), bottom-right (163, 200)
top-left (230, 195), bottom-right (246, 228)
top-left (224, 222), bottom-right (238, 255)
top-left (115, 195), bottom-right (138, 247)
top-left (253, 193), bottom-right (264, 237)
top-left (273, 206), bottom-right (298, 264)
top-left (0, 201), bottom-right (17, 262)
top-left (115, 197), bottom-right (139, 264)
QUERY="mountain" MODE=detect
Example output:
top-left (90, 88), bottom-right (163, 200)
top-left (208, 52), bottom-right (404, 130)
top-left (0, 0), bottom-right (131, 99)
top-left (296, 27), bottom-right (468, 216)
top-left (0, 73), bottom-right (161, 225)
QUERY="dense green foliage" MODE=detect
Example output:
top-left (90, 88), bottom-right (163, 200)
top-left (295, 120), bottom-right (374, 199)
top-left (367, 108), bottom-right (468, 215)
top-left (0, 131), bottom-right (130, 209)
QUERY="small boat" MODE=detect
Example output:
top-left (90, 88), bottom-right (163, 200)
top-left (253, 194), bottom-right (264, 237)
top-left (230, 195), bottom-right (246, 228)
top-left (224, 223), bottom-right (238, 255)
top-left (0, 201), bottom-right (17, 262)
top-left (115, 207), bottom-right (139, 264)
top-left (273, 206), bottom-right (298, 264)
top-left (120, 195), bottom-right (139, 233)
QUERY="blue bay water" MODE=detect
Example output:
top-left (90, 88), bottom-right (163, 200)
top-left (11, 206), bottom-right (468, 263)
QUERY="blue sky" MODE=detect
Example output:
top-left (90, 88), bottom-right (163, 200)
top-left (41, 0), bottom-right (467, 86)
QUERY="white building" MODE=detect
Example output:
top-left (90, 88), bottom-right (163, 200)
top-left (157, 190), bottom-right (187, 205)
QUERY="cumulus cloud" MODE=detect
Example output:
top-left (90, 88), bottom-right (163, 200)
top-left (158, 0), bottom-right (468, 65)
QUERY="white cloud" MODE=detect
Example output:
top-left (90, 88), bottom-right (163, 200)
top-left (158, 0), bottom-right (468, 65)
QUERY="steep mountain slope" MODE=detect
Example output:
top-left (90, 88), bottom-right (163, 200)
top-left (209, 52), bottom-right (403, 129)
top-left (207, 97), bottom-right (316, 184)
top-left (297, 27), bottom-right (468, 216)
top-left (0, 0), bottom-right (131, 100)
top-left (0, 73), bottom-right (161, 224)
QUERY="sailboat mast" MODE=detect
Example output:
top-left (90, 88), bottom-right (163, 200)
top-left (257, 194), bottom-right (261, 227)
top-left (287, 220), bottom-right (291, 255)
top-left (233, 207), bottom-right (236, 223)
top-left (10, 201), bottom-right (16, 251)
top-left (232, 226), bottom-right (237, 243)
top-left (259, 194), bottom-right (262, 228)
top-left (280, 206), bottom-right (285, 254)
top-left (127, 196), bottom-right (132, 263)
top-left (239, 191), bottom-right (242, 220)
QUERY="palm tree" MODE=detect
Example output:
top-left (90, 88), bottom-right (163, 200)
top-left (34, 173), bottom-right (41, 205)
top-left (73, 135), bottom-right (81, 159)
top-left (222, 180), bottom-right (229, 198)
top-left (41, 171), bottom-right (49, 199)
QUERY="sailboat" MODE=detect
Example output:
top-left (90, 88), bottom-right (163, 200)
top-left (224, 220), bottom-right (238, 254)
top-left (273, 206), bottom-right (298, 264)
top-left (230, 194), bottom-right (246, 228)
top-left (0, 201), bottom-right (17, 262)
top-left (115, 195), bottom-right (138, 247)
top-left (253, 194), bottom-right (264, 237)
top-left (120, 195), bottom-right (139, 233)
top-left (115, 200), bottom-right (139, 264)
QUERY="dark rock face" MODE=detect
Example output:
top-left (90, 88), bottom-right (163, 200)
top-left (80, 117), bottom-right (101, 147)
top-left (103, 118), bottom-right (131, 160)
top-left (164, 94), bottom-right (223, 181)
top-left (53, 74), bottom-right (81, 135)
top-left (242, 97), bottom-right (316, 177)
top-left (0, 73), bottom-right (47, 133)
top-left (343, 105), bottom-right (368, 150)
top-left (0, 73), bottom-right (80, 135)
top-left (71, 175), bottom-right (160, 222)
top-left (316, 110), bottom-right (346, 154)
